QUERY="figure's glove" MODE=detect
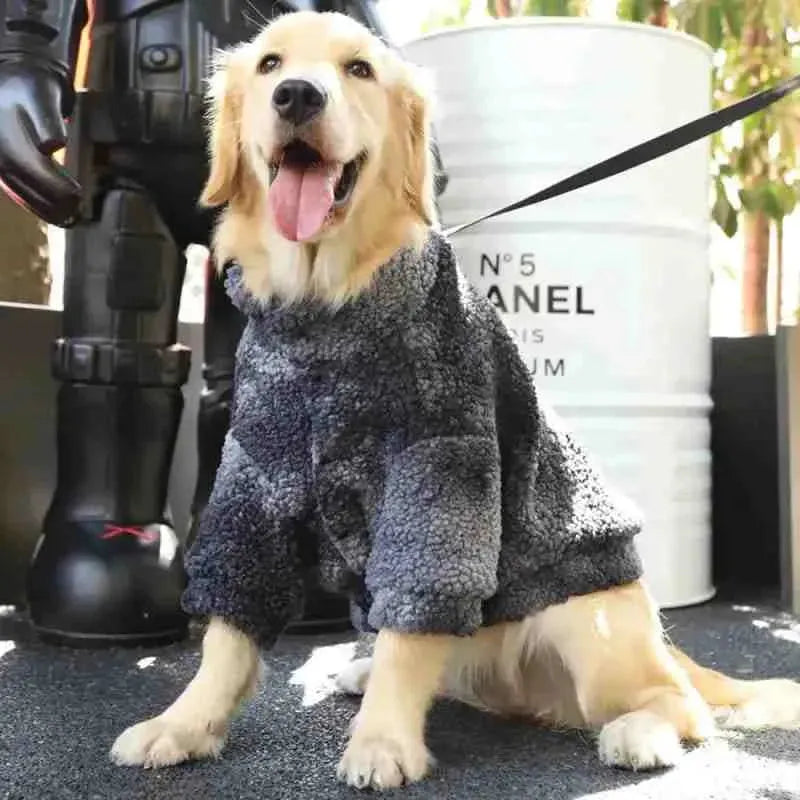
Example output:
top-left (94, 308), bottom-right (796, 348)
top-left (0, 58), bottom-right (81, 226)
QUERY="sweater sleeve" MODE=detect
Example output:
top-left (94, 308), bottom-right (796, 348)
top-left (181, 430), bottom-right (308, 649)
top-left (364, 434), bottom-right (502, 636)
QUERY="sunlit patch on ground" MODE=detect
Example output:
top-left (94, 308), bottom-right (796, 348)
top-left (137, 657), bottom-right (157, 670)
top-left (730, 603), bottom-right (800, 647)
top-left (772, 627), bottom-right (800, 645)
top-left (746, 613), bottom-right (800, 645)
top-left (572, 742), bottom-right (800, 799)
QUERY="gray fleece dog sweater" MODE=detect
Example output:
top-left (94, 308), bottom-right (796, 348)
top-left (182, 230), bottom-right (643, 648)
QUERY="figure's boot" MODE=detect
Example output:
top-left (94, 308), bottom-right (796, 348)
top-left (27, 183), bottom-right (190, 647)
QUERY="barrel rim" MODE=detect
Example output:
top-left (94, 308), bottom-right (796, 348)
top-left (401, 17), bottom-right (713, 59)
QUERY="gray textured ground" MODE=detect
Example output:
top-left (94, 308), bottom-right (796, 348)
top-left (0, 600), bottom-right (799, 800)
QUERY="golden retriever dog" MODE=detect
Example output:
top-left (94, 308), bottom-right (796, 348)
top-left (110, 10), bottom-right (800, 790)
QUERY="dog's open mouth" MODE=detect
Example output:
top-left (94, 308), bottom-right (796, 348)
top-left (267, 140), bottom-right (365, 242)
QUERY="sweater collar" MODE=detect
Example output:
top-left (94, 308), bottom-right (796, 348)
top-left (224, 230), bottom-right (450, 334)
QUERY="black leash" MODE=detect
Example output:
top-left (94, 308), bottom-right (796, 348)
top-left (444, 72), bottom-right (800, 238)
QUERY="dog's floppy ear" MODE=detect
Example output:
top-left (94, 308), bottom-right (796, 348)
top-left (396, 62), bottom-right (437, 226)
top-left (200, 49), bottom-right (244, 207)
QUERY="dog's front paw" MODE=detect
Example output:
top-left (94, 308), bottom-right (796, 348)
top-left (110, 715), bottom-right (225, 768)
top-left (336, 734), bottom-right (431, 790)
top-left (598, 710), bottom-right (683, 772)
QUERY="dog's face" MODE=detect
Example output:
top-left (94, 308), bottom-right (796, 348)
top-left (201, 11), bottom-right (436, 249)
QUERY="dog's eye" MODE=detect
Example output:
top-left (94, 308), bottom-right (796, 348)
top-left (345, 59), bottom-right (374, 80)
top-left (257, 53), bottom-right (282, 74)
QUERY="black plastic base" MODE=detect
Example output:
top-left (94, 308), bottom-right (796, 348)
top-left (283, 616), bottom-right (353, 636)
top-left (285, 582), bottom-right (353, 635)
top-left (33, 625), bottom-right (187, 649)
top-left (27, 520), bottom-right (189, 647)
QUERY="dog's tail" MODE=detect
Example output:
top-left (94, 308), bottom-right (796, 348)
top-left (668, 645), bottom-right (800, 729)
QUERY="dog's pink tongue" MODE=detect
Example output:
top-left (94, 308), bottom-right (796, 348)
top-left (269, 162), bottom-right (339, 242)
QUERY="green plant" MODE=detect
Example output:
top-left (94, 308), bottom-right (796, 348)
top-left (485, 0), bottom-right (589, 16)
top-left (421, 0), bottom-right (474, 32)
top-left (618, 0), bottom-right (800, 333)
top-left (705, 1), bottom-right (800, 333)
top-left (0, 193), bottom-right (50, 305)
top-left (616, 0), bottom-right (669, 25)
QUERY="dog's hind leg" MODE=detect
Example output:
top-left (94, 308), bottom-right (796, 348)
top-left (337, 630), bottom-right (452, 790)
top-left (110, 617), bottom-right (261, 768)
top-left (534, 580), bottom-right (716, 772)
top-left (669, 645), bottom-right (800, 731)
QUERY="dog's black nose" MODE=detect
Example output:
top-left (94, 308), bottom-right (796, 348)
top-left (272, 79), bottom-right (327, 126)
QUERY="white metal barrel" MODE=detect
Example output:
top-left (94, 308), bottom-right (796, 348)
top-left (403, 19), bottom-right (714, 608)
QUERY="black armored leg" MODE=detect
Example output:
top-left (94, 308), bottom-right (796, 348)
top-left (187, 259), bottom-right (242, 548)
top-left (27, 182), bottom-right (190, 646)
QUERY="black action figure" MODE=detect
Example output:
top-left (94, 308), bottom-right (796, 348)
top-left (0, 0), bottom-right (447, 646)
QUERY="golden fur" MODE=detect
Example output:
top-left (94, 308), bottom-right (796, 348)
top-left (199, 10), bottom-right (435, 307)
top-left (111, 11), bottom-right (800, 790)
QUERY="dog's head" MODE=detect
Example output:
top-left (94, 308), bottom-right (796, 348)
top-left (200, 11), bottom-right (437, 302)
